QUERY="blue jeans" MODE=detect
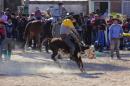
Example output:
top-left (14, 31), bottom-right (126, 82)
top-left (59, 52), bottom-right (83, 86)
top-left (0, 45), bottom-right (2, 58)
top-left (61, 35), bottom-right (75, 55)
top-left (92, 29), bottom-right (98, 44)
top-left (0, 39), bottom-right (4, 58)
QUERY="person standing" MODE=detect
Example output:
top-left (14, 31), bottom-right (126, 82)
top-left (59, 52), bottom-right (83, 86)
top-left (48, 2), bottom-right (67, 22)
top-left (109, 19), bottom-right (123, 59)
top-left (2, 18), bottom-right (14, 60)
top-left (0, 20), bottom-right (6, 60)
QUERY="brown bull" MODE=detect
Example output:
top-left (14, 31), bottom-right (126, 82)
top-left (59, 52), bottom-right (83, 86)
top-left (48, 38), bottom-right (90, 72)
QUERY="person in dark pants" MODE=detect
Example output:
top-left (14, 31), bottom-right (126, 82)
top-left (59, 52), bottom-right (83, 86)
top-left (109, 19), bottom-right (123, 59)
top-left (98, 19), bottom-right (106, 52)
top-left (11, 13), bottom-right (18, 39)
top-left (83, 19), bottom-right (92, 45)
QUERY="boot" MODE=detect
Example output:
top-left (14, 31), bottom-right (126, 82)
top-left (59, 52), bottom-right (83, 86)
top-left (7, 50), bottom-right (11, 60)
top-left (116, 51), bottom-right (121, 60)
top-left (3, 50), bottom-right (8, 60)
top-left (70, 54), bottom-right (75, 61)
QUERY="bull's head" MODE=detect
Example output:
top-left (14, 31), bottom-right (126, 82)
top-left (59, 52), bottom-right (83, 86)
top-left (79, 45), bottom-right (96, 59)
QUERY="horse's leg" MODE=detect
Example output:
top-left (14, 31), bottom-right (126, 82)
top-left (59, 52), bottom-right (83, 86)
top-left (43, 38), bottom-right (49, 53)
top-left (33, 37), bottom-right (37, 49)
top-left (24, 37), bottom-right (29, 51)
top-left (57, 54), bottom-right (62, 59)
top-left (37, 34), bottom-right (42, 52)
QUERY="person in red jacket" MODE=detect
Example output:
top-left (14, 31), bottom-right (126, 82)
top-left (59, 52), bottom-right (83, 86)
top-left (0, 20), bottom-right (6, 60)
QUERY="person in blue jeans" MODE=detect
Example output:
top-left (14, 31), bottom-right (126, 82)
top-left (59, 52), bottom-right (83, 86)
top-left (2, 18), bottom-right (14, 60)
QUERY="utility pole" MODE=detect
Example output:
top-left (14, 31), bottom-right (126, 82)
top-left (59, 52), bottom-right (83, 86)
top-left (24, 0), bottom-right (29, 16)
top-left (0, 0), bottom-right (4, 11)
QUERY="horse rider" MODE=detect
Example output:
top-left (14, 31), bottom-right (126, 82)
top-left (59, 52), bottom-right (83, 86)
top-left (48, 2), bottom-right (67, 23)
top-left (60, 16), bottom-right (82, 59)
top-left (34, 7), bottom-right (42, 20)
top-left (47, 2), bottom-right (67, 37)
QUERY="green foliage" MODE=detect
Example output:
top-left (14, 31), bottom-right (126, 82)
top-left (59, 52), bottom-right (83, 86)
top-left (110, 12), bottom-right (127, 21)
top-left (111, 12), bottom-right (122, 18)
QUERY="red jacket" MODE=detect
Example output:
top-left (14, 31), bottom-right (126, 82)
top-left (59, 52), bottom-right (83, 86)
top-left (0, 28), bottom-right (6, 36)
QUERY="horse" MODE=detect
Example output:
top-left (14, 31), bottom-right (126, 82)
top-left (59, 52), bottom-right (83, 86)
top-left (24, 20), bottom-right (43, 51)
top-left (41, 18), bottom-right (53, 52)
top-left (24, 18), bottom-right (53, 52)
top-left (48, 38), bottom-right (90, 72)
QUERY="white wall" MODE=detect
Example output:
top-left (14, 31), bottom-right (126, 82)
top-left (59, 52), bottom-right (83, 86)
top-left (122, 1), bottom-right (130, 17)
top-left (29, 4), bottom-right (85, 14)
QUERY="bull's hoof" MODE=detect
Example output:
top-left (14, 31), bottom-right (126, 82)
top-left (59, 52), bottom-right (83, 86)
top-left (32, 47), bottom-right (37, 50)
top-left (80, 67), bottom-right (85, 73)
top-left (46, 50), bottom-right (50, 54)
top-left (70, 57), bottom-right (75, 61)
top-left (51, 57), bottom-right (57, 61)
top-left (55, 61), bottom-right (62, 68)
top-left (57, 55), bottom-right (62, 59)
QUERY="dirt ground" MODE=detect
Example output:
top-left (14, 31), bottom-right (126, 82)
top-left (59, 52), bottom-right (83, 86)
top-left (0, 50), bottom-right (130, 86)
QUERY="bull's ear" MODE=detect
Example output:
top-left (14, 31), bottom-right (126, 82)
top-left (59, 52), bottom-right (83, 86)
top-left (81, 41), bottom-right (86, 46)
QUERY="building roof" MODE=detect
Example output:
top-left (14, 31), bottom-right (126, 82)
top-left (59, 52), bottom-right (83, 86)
top-left (27, 0), bottom-right (88, 4)
top-left (28, 0), bottom-right (88, 1)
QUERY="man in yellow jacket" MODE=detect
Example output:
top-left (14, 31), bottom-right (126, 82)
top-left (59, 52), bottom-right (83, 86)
top-left (60, 17), bottom-right (81, 58)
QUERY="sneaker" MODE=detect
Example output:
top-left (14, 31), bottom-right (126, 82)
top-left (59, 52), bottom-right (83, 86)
top-left (111, 56), bottom-right (113, 59)
top-left (111, 55), bottom-right (114, 59)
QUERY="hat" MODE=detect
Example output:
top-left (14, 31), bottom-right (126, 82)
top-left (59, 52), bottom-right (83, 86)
top-left (62, 19), bottom-right (74, 28)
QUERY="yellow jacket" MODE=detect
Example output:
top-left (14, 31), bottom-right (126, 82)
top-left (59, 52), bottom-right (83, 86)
top-left (62, 19), bottom-right (74, 28)
top-left (123, 33), bottom-right (130, 37)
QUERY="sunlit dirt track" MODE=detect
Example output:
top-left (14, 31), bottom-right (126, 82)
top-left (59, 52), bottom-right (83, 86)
top-left (0, 49), bottom-right (130, 86)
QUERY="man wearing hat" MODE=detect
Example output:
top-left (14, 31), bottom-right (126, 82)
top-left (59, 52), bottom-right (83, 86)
top-left (60, 17), bottom-right (81, 59)
top-left (48, 2), bottom-right (67, 22)
top-left (109, 18), bottom-right (123, 59)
